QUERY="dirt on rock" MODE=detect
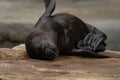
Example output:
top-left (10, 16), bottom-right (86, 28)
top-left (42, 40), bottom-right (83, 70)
top-left (0, 44), bottom-right (119, 80)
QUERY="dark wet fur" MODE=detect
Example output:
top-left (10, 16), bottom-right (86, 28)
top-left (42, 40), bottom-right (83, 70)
top-left (25, 0), bottom-right (109, 60)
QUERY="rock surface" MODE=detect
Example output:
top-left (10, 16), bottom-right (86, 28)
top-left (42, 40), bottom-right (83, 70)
top-left (0, 44), bottom-right (28, 59)
top-left (0, 22), bottom-right (34, 48)
top-left (0, 44), bottom-right (119, 80)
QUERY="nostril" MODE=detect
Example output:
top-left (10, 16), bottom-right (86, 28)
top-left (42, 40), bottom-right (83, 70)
top-left (50, 47), bottom-right (59, 55)
top-left (43, 47), bottom-right (59, 60)
top-left (45, 52), bottom-right (56, 60)
top-left (45, 44), bottom-right (58, 53)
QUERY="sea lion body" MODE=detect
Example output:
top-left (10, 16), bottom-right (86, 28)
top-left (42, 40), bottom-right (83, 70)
top-left (25, 0), bottom-right (108, 60)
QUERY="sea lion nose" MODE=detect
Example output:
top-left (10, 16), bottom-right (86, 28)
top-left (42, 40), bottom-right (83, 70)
top-left (44, 46), bottom-right (59, 60)
top-left (44, 48), bottom-right (56, 60)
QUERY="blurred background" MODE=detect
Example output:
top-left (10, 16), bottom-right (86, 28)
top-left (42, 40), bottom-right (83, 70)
top-left (0, 0), bottom-right (120, 51)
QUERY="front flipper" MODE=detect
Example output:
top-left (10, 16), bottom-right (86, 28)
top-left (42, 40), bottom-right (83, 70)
top-left (77, 24), bottom-right (107, 52)
top-left (72, 24), bottom-right (109, 58)
top-left (72, 49), bottom-right (110, 58)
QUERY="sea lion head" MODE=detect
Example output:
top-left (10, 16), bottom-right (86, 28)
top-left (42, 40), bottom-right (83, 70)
top-left (25, 28), bottom-right (59, 60)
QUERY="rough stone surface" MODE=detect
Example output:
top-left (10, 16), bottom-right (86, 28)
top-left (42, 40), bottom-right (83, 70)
top-left (0, 23), bottom-right (34, 48)
top-left (0, 44), bottom-right (119, 80)
top-left (0, 44), bottom-right (29, 59)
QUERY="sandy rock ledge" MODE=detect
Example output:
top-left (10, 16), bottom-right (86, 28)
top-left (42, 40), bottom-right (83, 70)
top-left (0, 44), bottom-right (119, 80)
top-left (0, 44), bottom-right (28, 59)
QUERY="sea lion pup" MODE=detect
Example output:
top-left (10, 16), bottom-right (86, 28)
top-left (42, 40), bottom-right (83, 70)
top-left (25, 0), bottom-right (108, 60)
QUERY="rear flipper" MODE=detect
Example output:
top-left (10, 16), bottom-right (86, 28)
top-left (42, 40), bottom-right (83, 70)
top-left (72, 49), bottom-right (110, 58)
top-left (44, 0), bottom-right (51, 8)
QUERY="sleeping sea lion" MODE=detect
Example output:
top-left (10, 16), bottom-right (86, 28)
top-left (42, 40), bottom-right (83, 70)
top-left (25, 0), bottom-right (108, 60)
